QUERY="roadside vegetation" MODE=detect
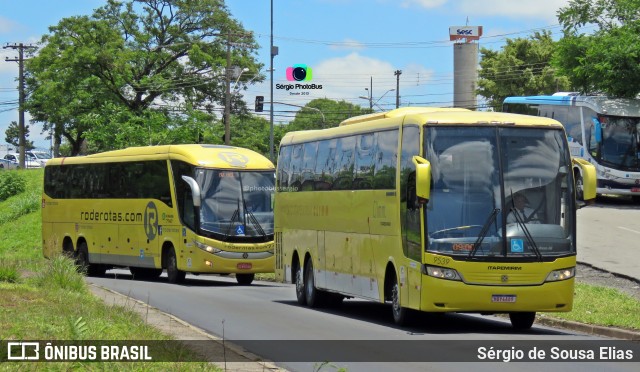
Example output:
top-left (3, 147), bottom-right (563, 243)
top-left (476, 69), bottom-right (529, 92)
top-left (0, 168), bottom-right (638, 372)
top-left (0, 169), bottom-right (220, 371)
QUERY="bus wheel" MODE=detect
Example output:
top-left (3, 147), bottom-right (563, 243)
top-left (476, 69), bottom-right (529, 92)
top-left (391, 276), bottom-right (410, 325)
top-left (294, 262), bottom-right (307, 305)
top-left (304, 259), bottom-right (322, 308)
top-left (509, 312), bottom-right (536, 330)
top-left (76, 242), bottom-right (105, 277)
top-left (166, 247), bottom-right (185, 284)
top-left (236, 273), bottom-right (255, 285)
top-left (575, 173), bottom-right (584, 201)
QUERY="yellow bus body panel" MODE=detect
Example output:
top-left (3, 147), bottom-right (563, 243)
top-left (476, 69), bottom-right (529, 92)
top-left (42, 144), bottom-right (275, 275)
top-left (275, 109), bottom-right (574, 314)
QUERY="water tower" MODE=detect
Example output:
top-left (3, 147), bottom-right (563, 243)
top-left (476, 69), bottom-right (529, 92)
top-left (449, 26), bottom-right (482, 109)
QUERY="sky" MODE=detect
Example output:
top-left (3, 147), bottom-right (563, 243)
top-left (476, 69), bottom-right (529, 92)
top-left (0, 0), bottom-right (572, 151)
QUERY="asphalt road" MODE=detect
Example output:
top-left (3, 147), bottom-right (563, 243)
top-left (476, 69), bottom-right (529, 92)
top-left (85, 196), bottom-right (640, 371)
top-left (577, 196), bottom-right (640, 280)
top-left (87, 271), bottom-right (640, 372)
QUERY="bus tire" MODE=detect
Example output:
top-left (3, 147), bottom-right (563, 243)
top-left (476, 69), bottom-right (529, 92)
top-left (76, 242), bottom-right (105, 277)
top-left (509, 312), bottom-right (536, 330)
top-left (130, 267), bottom-right (162, 280)
top-left (575, 172), bottom-right (584, 201)
top-left (304, 259), bottom-right (322, 308)
top-left (391, 275), bottom-right (411, 325)
top-left (166, 247), bottom-right (185, 284)
top-left (236, 273), bottom-right (255, 285)
top-left (294, 261), bottom-right (307, 305)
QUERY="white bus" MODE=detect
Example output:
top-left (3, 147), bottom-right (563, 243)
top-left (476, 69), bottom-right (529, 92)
top-left (503, 94), bottom-right (640, 201)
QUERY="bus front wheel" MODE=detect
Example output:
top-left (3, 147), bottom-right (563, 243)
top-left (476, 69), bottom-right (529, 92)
top-left (509, 312), bottom-right (536, 330)
top-left (236, 273), bottom-right (255, 285)
top-left (391, 276), bottom-right (411, 325)
top-left (575, 173), bottom-right (584, 201)
top-left (166, 247), bottom-right (186, 284)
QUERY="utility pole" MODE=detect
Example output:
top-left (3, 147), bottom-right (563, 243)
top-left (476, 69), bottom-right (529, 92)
top-left (223, 31), bottom-right (252, 146)
top-left (4, 43), bottom-right (36, 169)
top-left (269, 0), bottom-right (278, 162)
top-left (224, 31), bottom-right (232, 146)
top-left (394, 70), bottom-right (402, 108)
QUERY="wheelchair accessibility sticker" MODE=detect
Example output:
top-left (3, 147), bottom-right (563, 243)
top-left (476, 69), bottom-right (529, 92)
top-left (510, 239), bottom-right (524, 253)
top-left (235, 225), bottom-right (245, 236)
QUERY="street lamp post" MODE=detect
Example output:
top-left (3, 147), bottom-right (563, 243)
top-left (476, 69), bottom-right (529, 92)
top-left (360, 88), bottom-right (395, 112)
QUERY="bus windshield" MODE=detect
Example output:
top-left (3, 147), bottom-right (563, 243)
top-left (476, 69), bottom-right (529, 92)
top-left (197, 169), bottom-right (275, 239)
top-left (425, 126), bottom-right (575, 259)
top-left (598, 116), bottom-right (640, 171)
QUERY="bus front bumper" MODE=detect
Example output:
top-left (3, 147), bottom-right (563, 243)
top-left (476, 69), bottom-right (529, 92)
top-left (420, 277), bottom-right (574, 313)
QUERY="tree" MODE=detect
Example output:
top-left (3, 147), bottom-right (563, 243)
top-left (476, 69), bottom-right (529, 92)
top-left (4, 121), bottom-right (35, 150)
top-left (25, 0), bottom-right (262, 155)
top-left (554, 0), bottom-right (640, 97)
top-left (286, 98), bottom-right (367, 131)
top-left (477, 31), bottom-right (571, 111)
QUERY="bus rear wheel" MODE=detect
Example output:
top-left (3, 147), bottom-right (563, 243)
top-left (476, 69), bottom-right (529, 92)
top-left (304, 259), bottom-right (323, 308)
top-left (294, 261), bottom-right (306, 305)
top-left (236, 273), bottom-right (255, 285)
top-left (166, 247), bottom-right (185, 284)
top-left (75, 242), bottom-right (105, 277)
top-left (509, 312), bottom-right (536, 330)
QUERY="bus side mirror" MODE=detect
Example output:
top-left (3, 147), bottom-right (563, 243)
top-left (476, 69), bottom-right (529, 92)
top-left (412, 156), bottom-right (432, 203)
top-left (181, 176), bottom-right (202, 208)
top-left (592, 117), bottom-right (602, 144)
top-left (572, 158), bottom-right (597, 206)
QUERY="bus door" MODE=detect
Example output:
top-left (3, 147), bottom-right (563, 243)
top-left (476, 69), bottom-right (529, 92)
top-left (400, 124), bottom-right (423, 309)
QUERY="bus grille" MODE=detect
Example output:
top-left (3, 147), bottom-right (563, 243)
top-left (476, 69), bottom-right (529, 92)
top-left (463, 272), bottom-right (545, 285)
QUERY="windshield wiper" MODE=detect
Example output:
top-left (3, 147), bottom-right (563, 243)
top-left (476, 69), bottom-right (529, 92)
top-left (509, 205), bottom-right (543, 262)
top-left (223, 199), bottom-right (241, 240)
top-left (469, 208), bottom-right (500, 258)
top-left (243, 200), bottom-right (266, 238)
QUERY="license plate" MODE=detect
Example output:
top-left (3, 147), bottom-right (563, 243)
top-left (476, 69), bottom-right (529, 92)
top-left (237, 263), bottom-right (252, 270)
top-left (492, 295), bottom-right (516, 303)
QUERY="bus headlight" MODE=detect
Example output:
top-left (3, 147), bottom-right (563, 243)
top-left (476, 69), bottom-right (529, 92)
top-left (545, 267), bottom-right (575, 282)
top-left (423, 265), bottom-right (462, 281)
top-left (195, 241), bottom-right (221, 254)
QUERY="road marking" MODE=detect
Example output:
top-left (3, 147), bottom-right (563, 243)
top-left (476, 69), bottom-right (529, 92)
top-left (618, 226), bottom-right (640, 235)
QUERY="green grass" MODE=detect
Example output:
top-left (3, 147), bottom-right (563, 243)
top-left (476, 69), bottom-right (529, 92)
top-left (541, 283), bottom-right (640, 330)
top-left (0, 169), bottom-right (220, 370)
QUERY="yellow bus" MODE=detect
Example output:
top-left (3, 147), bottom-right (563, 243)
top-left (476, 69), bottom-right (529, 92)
top-left (42, 144), bottom-right (275, 285)
top-left (274, 107), bottom-right (596, 329)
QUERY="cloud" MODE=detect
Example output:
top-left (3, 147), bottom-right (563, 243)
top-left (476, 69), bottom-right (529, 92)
top-left (0, 16), bottom-right (18, 34)
top-left (308, 53), bottom-right (434, 108)
top-left (329, 38), bottom-right (365, 51)
top-left (401, 0), bottom-right (570, 22)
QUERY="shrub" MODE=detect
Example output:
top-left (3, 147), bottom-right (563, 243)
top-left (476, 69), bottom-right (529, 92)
top-left (36, 255), bottom-right (86, 293)
top-left (0, 171), bottom-right (26, 201)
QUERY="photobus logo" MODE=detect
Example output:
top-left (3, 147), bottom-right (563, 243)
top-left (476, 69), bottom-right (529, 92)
top-left (286, 64), bottom-right (312, 81)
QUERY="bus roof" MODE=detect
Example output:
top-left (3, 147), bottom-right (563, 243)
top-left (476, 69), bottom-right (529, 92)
top-left (46, 144), bottom-right (275, 170)
top-left (281, 107), bottom-right (564, 145)
top-left (504, 95), bottom-right (640, 117)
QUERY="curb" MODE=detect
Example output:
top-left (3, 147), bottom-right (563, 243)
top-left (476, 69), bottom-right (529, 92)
top-left (535, 316), bottom-right (640, 341)
top-left (88, 283), bottom-right (285, 371)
